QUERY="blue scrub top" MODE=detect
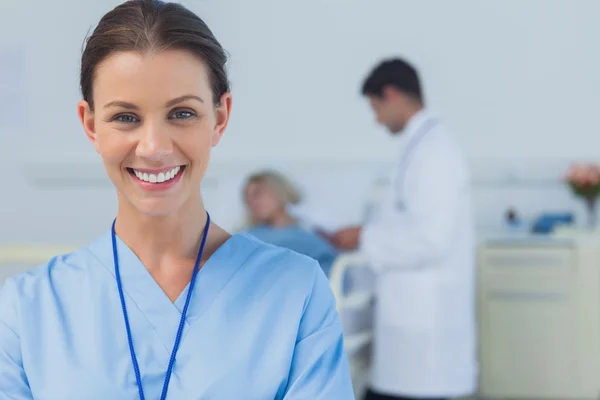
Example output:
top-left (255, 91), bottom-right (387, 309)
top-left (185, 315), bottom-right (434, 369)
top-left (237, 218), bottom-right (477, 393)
top-left (246, 224), bottom-right (339, 276)
top-left (0, 230), bottom-right (354, 399)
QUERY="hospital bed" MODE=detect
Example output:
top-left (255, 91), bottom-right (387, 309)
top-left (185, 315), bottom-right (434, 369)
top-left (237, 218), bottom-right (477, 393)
top-left (329, 251), bottom-right (375, 398)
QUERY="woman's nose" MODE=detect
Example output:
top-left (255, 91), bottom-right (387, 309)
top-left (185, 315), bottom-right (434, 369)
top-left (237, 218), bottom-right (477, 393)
top-left (136, 122), bottom-right (173, 162)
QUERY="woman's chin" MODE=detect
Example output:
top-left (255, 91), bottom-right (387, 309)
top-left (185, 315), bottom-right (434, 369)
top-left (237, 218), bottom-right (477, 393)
top-left (131, 198), bottom-right (184, 218)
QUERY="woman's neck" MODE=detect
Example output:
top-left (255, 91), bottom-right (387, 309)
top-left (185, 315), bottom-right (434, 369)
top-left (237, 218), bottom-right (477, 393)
top-left (268, 211), bottom-right (296, 227)
top-left (114, 196), bottom-right (210, 271)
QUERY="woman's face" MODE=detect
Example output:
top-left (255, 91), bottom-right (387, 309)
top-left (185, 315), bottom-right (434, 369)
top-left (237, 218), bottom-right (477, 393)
top-left (245, 181), bottom-right (284, 224)
top-left (78, 49), bottom-right (231, 217)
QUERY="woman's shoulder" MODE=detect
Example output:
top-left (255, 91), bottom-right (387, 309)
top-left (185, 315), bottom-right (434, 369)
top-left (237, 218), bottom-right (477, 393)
top-left (228, 232), bottom-right (338, 327)
top-left (0, 232), bottom-right (112, 300)
top-left (234, 231), bottom-right (323, 267)
top-left (231, 232), bottom-right (326, 288)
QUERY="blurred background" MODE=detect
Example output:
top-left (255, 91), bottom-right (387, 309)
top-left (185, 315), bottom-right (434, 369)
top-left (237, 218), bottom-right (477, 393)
top-left (2, 1), bottom-right (600, 399)
top-left (2, 0), bottom-right (600, 242)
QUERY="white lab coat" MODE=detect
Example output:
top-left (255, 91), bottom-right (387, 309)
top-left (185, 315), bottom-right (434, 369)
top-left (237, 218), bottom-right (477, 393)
top-left (360, 109), bottom-right (477, 398)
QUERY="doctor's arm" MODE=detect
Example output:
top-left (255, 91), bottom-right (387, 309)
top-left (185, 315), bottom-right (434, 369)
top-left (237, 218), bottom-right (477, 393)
top-left (0, 278), bottom-right (34, 400)
top-left (360, 147), bottom-right (467, 269)
top-left (282, 263), bottom-right (355, 399)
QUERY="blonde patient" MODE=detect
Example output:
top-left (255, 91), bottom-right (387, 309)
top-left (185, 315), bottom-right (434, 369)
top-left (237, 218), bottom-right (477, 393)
top-left (244, 170), bottom-right (339, 277)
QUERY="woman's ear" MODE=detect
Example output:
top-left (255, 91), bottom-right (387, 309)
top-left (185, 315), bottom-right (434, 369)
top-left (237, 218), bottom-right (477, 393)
top-left (211, 92), bottom-right (232, 147)
top-left (77, 100), bottom-right (99, 152)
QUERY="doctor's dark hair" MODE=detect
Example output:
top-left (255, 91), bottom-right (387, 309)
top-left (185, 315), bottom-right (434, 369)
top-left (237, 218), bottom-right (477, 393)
top-left (361, 58), bottom-right (423, 103)
top-left (80, 0), bottom-right (230, 110)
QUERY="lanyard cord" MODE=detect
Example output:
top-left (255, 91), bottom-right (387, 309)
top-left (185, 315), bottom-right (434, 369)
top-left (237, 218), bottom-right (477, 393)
top-left (111, 212), bottom-right (211, 400)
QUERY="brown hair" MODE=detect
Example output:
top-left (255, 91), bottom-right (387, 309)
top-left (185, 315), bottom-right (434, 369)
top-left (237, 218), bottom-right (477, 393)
top-left (80, 0), bottom-right (229, 110)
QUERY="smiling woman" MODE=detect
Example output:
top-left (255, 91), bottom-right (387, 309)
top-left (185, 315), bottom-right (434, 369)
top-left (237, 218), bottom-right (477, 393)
top-left (80, 47), bottom-right (224, 218)
top-left (0, 1), bottom-right (354, 399)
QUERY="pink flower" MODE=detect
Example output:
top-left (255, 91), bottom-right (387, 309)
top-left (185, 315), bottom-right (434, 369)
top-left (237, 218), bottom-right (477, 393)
top-left (565, 162), bottom-right (600, 188)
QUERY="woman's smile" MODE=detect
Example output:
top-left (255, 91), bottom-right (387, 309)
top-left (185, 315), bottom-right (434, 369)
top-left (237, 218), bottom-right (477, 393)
top-left (127, 165), bottom-right (186, 192)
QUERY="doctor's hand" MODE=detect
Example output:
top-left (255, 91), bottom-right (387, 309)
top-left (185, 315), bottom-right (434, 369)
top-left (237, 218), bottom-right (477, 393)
top-left (330, 226), bottom-right (361, 250)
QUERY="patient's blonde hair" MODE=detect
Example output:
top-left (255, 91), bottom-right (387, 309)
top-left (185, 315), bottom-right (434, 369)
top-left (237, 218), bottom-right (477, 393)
top-left (245, 170), bottom-right (302, 205)
top-left (241, 170), bottom-right (302, 229)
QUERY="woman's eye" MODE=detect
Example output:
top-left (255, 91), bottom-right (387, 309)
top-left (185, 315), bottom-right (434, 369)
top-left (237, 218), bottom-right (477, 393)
top-left (113, 114), bottom-right (139, 124)
top-left (170, 110), bottom-right (195, 120)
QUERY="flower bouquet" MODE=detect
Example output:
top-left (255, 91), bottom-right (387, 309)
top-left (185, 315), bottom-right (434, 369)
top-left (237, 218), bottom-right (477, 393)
top-left (564, 163), bottom-right (600, 229)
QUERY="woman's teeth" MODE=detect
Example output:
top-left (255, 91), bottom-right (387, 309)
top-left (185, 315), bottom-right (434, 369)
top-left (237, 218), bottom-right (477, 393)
top-left (133, 166), bottom-right (182, 183)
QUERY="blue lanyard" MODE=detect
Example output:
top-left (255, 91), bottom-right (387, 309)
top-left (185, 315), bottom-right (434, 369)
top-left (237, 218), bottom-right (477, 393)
top-left (111, 212), bottom-right (211, 400)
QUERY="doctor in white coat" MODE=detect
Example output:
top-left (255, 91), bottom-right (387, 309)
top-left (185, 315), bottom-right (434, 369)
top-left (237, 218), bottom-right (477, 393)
top-left (330, 58), bottom-right (477, 400)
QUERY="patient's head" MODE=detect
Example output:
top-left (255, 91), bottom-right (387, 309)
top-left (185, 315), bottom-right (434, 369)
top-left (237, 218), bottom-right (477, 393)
top-left (244, 171), bottom-right (301, 226)
top-left (361, 57), bottom-right (424, 134)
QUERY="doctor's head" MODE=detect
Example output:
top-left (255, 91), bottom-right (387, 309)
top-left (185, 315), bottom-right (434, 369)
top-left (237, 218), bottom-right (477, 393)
top-left (361, 58), bottom-right (423, 134)
top-left (243, 171), bottom-right (301, 227)
top-left (77, 0), bottom-right (232, 217)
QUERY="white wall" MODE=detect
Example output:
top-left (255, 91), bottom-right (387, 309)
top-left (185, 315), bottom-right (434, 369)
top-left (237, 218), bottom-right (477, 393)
top-left (1, 0), bottom-right (599, 243)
